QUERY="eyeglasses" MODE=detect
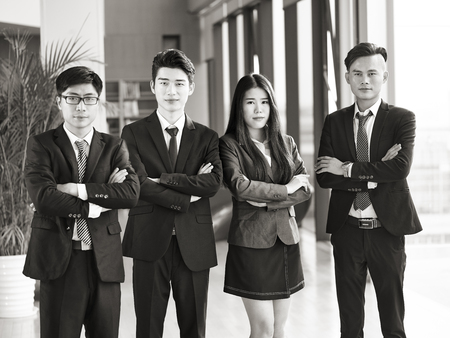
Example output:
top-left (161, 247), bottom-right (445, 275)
top-left (61, 96), bottom-right (100, 105)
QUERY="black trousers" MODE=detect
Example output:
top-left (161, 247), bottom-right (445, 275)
top-left (40, 249), bottom-right (121, 338)
top-left (331, 220), bottom-right (407, 338)
top-left (133, 236), bottom-right (210, 338)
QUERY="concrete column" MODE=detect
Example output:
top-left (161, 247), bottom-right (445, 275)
top-left (40, 0), bottom-right (107, 132)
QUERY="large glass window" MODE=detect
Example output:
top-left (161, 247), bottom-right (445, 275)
top-left (394, 0), bottom-right (450, 241)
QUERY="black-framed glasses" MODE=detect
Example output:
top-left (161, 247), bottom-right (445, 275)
top-left (61, 96), bottom-right (100, 105)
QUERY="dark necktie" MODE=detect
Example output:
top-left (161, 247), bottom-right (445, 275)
top-left (354, 112), bottom-right (372, 211)
top-left (166, 127), bottom-right (179, 170)
top-left (75, 140), bottom-right (92, 246)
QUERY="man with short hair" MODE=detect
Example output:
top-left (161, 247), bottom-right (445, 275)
top-left (315, 42), bottom-right (422, 338)
top-left (24, 66), bottom-right (140, 338)
top-left (121, 49), bottom-right (222, 338)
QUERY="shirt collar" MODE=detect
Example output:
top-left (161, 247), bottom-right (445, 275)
top-left (353, 98), bottom-right (382, 118)
top-left (156, 110), bottom-right (186, 132)
top-left (63, 123), bottom-right (94, 146)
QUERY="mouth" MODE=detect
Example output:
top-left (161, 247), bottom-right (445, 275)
top-left (253, 117), bottom-right (265, 121)
top-left (165, 99), bottom-right (179, 103)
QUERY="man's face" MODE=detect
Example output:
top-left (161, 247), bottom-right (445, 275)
top-left (345, 54), bottom-right (388, 110)
top-left (57, 83), bottom-right (99, 138)
top-left (151, 67), bottom-right (194, 117)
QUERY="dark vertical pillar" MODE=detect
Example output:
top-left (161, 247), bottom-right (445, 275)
top-left (312, 0), bottom-right (330, 241)
top-left (284, 3), bottom-right (300, 146)
top-left (242, 8), bottom-right (254, 74)
top-left (212, 23), bottom-right (225, 136)
top-left (257, 0), bottom-right (274, 82)
top-left (228, 14), bottom-right (239, 101)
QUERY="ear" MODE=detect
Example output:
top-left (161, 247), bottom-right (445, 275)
top-left (150, 80), bottom-right (155, 94)
top-left (188, 82), bottom-right (195, 96)
top-left (383, 71), bottom-right (389, 83)
top-left (56, 96), bottom-right (62, 110)
top-left (345, 72), bottom-right (350, 84)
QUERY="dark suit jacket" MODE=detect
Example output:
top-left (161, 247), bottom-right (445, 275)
top-left (23, 124), bottom-right (140, 282)
top-left (121, 111), bottom-right (222, 272)
top-left (316, 100), bottom-right (422, 236)
top-left (219, 134), bottom-right (311, 248)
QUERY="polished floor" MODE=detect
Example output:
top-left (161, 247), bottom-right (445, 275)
top-left (1, 216), bottom-right (449, 338)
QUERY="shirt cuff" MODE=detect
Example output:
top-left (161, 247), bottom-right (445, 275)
top-left (77, 184), bottom-right (88, 200)
top-left (88, 203), bottom-right (103, 218)
top-left (368, 182), bottom-right (378, 189)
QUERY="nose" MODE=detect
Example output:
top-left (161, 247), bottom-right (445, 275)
top-left (76, 100), bottom-right (86, 111)
top-left (361, 74), bottom-right (369, 84)
top-left (166, 83), bottom-right (177, 95)
top-left (254, 103), bottom-right (263, 114)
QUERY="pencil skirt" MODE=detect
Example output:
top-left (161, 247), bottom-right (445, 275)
top-left (224, 238), bottom-right (304, 300)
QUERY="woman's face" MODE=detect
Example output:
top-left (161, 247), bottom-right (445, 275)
top-left (242, 87), bottom-right (270, 137)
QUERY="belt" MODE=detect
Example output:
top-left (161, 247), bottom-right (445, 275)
top-left (72, 240), bottom-right (93, 250)
top-left (347, 216), bottom-right (382, 229)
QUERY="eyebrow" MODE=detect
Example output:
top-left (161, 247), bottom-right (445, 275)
top-left (157, 77), bottom-right (187, 82)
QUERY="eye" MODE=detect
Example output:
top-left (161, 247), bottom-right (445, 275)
top-left (262, 100), bottom-right (269, 105)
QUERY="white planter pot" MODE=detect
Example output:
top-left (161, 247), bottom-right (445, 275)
top-left (0, 254), bottom-right (38, 318)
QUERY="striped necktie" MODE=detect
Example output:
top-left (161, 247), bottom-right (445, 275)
top-left (75, 140), bottom-right (92, 246)
top-left (354, 112), bottom-right (372, 211)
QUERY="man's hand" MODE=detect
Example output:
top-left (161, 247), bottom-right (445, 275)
top-left (57, 183), bottom-right (78, 197)
top-left (382, 144), bottom-right (401, 161)
top-left (108, 168), bottom-right (128, 183)
top-left (197, 163), bottom-right (213, 175)
top-left (314, 156), bottom-right (344, 175)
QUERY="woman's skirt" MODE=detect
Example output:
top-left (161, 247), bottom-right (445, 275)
top-left (224, 238), bottom-right (304, 300)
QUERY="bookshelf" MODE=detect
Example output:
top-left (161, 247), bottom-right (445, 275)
top-left (105, 80), bottom-right (157, 136)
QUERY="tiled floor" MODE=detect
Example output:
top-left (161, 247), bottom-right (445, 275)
top-left (1, 217), bottom-right (449, 337)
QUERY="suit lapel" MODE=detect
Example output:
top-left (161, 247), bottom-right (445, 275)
top-left (54, 125), bottom-right (78, 182)
top-left (84, 129), bottom-right (105, 183)
top-left (370, 100), bottom-right (388, 160)
top-left (344, 104), bottom-right (357, 160)
top-left (175, 115), bottom-right (195, 173)
top-left (145, 112), bottom-right (173, 172)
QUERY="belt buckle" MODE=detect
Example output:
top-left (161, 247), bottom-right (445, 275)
top-left (359, 218), bottom-right (375, 229)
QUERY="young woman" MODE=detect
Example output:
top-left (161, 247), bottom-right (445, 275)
top-left (219, 74), bottom-right (312, 338)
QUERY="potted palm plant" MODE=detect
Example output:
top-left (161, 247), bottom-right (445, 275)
top-left (0, 29), bottom-right (94, 317)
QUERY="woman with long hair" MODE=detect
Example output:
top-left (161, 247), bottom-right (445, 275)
top-left (219, 73), bottom-right (312, 337)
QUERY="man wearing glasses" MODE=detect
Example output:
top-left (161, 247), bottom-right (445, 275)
top-left (23, 66), bottom-right (140, 338)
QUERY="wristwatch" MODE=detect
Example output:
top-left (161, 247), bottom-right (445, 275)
top-left (341, 161), bottom-right (352, 178)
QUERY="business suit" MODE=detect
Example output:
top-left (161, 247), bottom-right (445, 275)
top-left (121, 111), bottom-right (222, 338)
top-left (23, 124), bottom-right (139, 338)
top-left (219, 133), bottom-right (311, 299)
top-left (316, 100), bottom-right (422, 337)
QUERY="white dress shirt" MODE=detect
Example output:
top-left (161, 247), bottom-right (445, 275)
top-left (347, 98), bottom-right (381, 219)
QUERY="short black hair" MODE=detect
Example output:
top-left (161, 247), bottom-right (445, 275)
top-left (344, 42), bottom-right (387, 71)
top-left (55, 66), bottom-right (103, 96)
top-left (152, 49), bottom-right (195, 84)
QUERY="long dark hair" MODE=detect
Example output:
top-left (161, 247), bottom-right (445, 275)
top-left (225, 73), bottom-right (294, 184)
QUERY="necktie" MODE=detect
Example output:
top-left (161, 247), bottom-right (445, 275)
top-left (75, 140), bottom-right (92, 246)
top-left (354, 112), bottom-right (372, 211)
top-left (166, 127), bottom-right (179, 170)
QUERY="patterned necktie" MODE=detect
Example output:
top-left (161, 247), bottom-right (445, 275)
top-left (165, 127), bottom-right (179, 170)
top-left (354, 112), bottom-right (372, 211)
top-left (75, 140), bottom-right (92, 246)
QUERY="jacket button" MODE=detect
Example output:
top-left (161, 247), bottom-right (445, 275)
top-left (104, 195), bottom-right (108, 198)
top-left (66, 227), bottom-right (70, 231)
top-left (95, 194), bottom-right (99, 198)
top-left (69, 213), bottom-right (72, 217)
